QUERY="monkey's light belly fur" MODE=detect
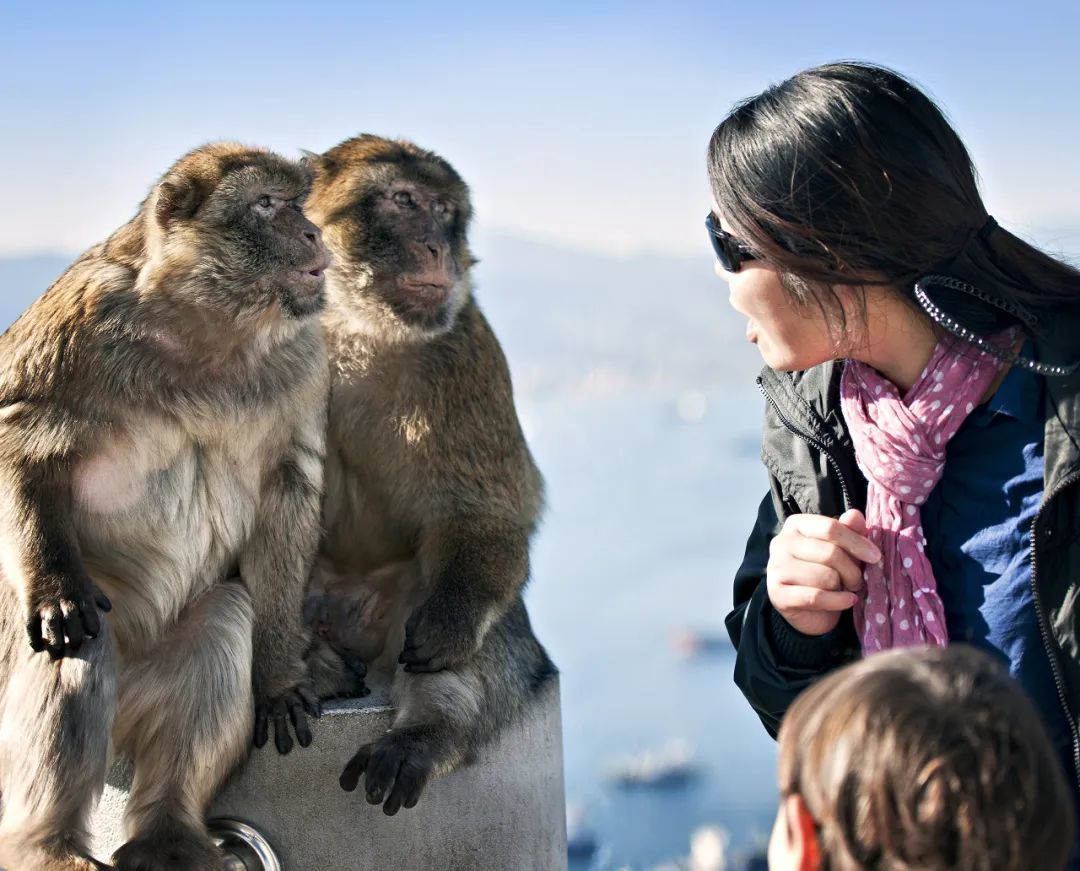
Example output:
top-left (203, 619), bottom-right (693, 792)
top-left (90, 679), bottom-right (566, 871)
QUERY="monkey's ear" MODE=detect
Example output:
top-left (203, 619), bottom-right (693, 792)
top-left (154, 176), bottom-right (204, 229)
top-left (300, 150), bottom-right (337, 178)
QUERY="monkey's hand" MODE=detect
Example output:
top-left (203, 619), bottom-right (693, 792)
top-left (400, 591), bottom-right (486, 672)
top-left (254, 684), bottom-right (321, 755)
top-left (336, 647), bottom-right (372, 698)
top-left (25, 571), bottom-right (112, 660)
top-left (305, 636), bottom-right (371, 700)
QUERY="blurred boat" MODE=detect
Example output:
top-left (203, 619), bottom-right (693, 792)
top-left (688, 825), bottom-right (729, 871)
top-left (671, 628), bottom-right (731, 659)
top-left (605, 739), bottom-right (700, 788)
top-left (645, 825), bottom-right (729, 871)
top-left (566, 803), bottom-right (598, 861)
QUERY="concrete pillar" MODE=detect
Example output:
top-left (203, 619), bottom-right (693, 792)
top-left (90, 680), bottom-right (566, 871)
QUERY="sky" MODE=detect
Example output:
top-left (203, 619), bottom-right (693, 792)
top-left (2, 0), bottom-right (1079, 259)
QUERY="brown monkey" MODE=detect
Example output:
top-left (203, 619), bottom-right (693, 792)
top-left (0, 143), bottom-right (330, 871)
top-left (301, 135), bottom-right (557, 815)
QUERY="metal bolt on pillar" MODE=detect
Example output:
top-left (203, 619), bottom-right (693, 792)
top-left (210, 818), bottom-right (282, 871)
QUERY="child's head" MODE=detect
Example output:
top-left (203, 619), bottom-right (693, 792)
top-left (769, 645), bottom-right (1075, 871)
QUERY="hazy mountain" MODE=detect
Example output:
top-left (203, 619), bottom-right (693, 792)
top-left (0, 237), bottom-right (756, 398)
top-left (472, 232), bottom-right (758, 397)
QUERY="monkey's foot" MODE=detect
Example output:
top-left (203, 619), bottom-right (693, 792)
top-left (339, 730), bottom-right (439, 816)
top-left (112, 824), bottom-right (224, 871)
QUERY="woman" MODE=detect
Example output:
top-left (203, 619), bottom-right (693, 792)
top-left (712, 62), bottom-right (1080, 821)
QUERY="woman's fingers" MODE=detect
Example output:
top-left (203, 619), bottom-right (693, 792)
top-left (783, 537), bottom-right (865, 591)
top-left (786, 513), bottom-right (881, 564)
top-left (766, 513), bottom-right (875, 636)
top-left (838, 508), bottom-right (867, 536)
top-left (769, 583), bottom-right (858, 613)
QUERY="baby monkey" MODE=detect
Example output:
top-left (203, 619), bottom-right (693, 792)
top-left (303, 135), bottom-right (556, 815)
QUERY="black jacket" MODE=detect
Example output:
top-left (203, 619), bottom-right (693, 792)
top-left (725, 350), bottom-right (1080, 792)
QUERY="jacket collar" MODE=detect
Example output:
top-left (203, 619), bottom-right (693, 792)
top-left (763, 342), bottom-right (1080, 495)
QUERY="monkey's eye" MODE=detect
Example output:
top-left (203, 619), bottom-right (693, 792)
top-left (432, 201), bottom-right (448, 216)
top-left (392, 191), bottom-right (415, 208)
top-left (252, 194), bottom-right (278, 217)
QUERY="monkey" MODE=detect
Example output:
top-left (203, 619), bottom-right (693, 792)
top-left (299, 135), bottom-right (557, 816)
top-left (0, 143), bottom-right (330, 871)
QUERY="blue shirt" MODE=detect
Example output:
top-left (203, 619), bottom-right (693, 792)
top-left (920, 352), bottom-right (1078, 805)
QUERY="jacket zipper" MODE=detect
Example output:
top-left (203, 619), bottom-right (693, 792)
top-left (1030, 470), bottom-right (1080, 793)
top-left (757, 377), bottom-right (854, 513)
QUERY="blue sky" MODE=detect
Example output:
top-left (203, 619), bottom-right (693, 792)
top-left (2, 0), bottom-right (1079, 258)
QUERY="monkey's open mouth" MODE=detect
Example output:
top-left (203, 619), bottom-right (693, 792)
top-left (292, 256), bottom-right (331, 295)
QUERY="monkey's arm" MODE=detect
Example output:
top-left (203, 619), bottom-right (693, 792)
top-left (239, 412), bottom-right (326, 755)
top-left (400, 520), bottom-right (532, 673)
top-left (0, 454), bottom-right (111, 659)
top-left (401, 325), bottom-right (542, 673)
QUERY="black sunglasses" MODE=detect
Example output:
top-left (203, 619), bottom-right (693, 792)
top-left (705, 213), bottom-right (758, 273)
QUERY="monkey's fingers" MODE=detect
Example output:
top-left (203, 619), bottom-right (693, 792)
top-left (253, 705), bottom-right (270, 749)
top-left (26, 614), bottom-right (45, 652)
top-left (383, 764), bottom-right (427, 817)
top-left (400, 627), bottom-right (456, 672)
top-left (78, 593), bottom-right (103, 639)
top-left (403, 780), bottom-right (425, 811)
top-left (402, 660), bottom-right (446, 674)
top-left (342, 651), bottom-right (371, 696)
top-left (287, 697), bottom-right (313, 748)
top-left (399, 638), bottom-right (438, 669)
top-left (340, 745), bottom-right (372, 792)
top-left (342, 649), bottom-right (368, 679)
top-left (401, 637), bottom-right (448, 671)
top-left (298, 685), bottom-right (322, 719)
top-left (382, 785), bottom-right (405, 816)
top-left (365, 747), bottom-right (403, 806)
top-left (62, 600), bottom-right (85, 651)
top-left (44, 608), bottom-right (66, 660)
top-left (94, 588), bottom-right (113, 612)
top-left (272, 700), bottom-right (294, 755)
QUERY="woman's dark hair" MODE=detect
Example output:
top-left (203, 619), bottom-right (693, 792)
top-left (778, 645), bottom-right (1075, 871)
top-left (707, 62), bottom-right (1080, 337)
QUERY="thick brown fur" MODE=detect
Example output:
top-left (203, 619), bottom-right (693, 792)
top-left (301, 135), bottom-right (556, 814)
top-left (0, 143), bottom-right (330, 871)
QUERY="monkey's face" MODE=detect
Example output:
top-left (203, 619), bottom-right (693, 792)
top-left (306, 139), bottom-right (476, 339)
top-left (303, 589), bottom-right (392, 663)
top-left (155, 149), bottom-right (331, 325)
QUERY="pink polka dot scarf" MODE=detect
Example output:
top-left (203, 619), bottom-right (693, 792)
top-left (839, 337), bottom-right (1012, 654)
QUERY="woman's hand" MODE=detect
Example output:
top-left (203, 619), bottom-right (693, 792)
top-left (766, 509), bottom-right (880, 637)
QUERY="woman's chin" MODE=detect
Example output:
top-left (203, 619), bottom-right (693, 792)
top-left (759, 344), bottom-right (818, 373)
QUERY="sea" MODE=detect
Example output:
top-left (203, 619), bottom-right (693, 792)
top-left (519, 385), bottom-right (780, 870)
